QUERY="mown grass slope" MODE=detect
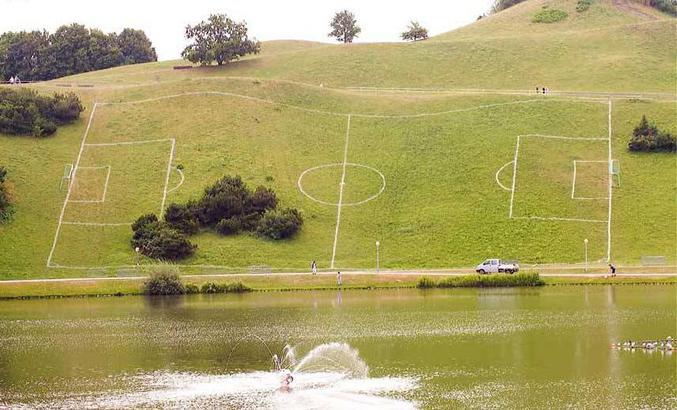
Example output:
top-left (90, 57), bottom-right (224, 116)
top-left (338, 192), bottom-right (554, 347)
top-left (0, 0), bottom-right (675, 278)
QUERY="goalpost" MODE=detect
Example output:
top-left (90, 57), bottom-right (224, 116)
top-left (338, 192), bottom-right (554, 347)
top-left (610, 159), bottom-right (621, 187)
top-left (59, 164), bottom-right (73, 191)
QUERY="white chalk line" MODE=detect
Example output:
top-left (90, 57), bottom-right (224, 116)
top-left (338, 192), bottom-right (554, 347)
top-left (331, 115), bottom-right (351, 270)
top-left (68, 165), bottom-right (111, 203)
top-left (160, 138), bottom-right (177, 215)
top-left (520, 134), bottom-right (608, 141)
top-left (495, 161), bottom-right (514, 192)
top-left (607, 99), bottom-right (613, 262)
top-left (84, 138), bottom-right (172, 147)
top-left (297, 163), bottom-right (386, 207)
top-left (62, 221), bottom-right (132, 226)
top-left (508, 136), bottom-right (520, 218)
top-left (91, 90), bottom-right (608, 120)
top-left (46, 102), bottom-right (98, 268)
top-left (512, 216), bottom-right (607, 223)
top-left (166, 167), bottom-right (185, 194)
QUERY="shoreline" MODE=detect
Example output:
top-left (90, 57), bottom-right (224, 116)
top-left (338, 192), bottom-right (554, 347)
top-left (0, 272), bottom-right (674, 300)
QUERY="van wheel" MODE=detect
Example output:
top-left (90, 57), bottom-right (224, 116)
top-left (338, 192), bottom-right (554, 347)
top-left (478, 269), bottom-right (485, 274)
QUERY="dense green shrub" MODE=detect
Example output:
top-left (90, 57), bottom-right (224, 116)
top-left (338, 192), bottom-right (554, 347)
top-left (256, 208), bottom-right (303, 240)
top-left (0, 166), bottom-right (14, 223)
top-left (216, 217), bottom-right (242, 235)
top-left (132, 175), bottom-right (300, 259)
top-left (164, 202), bottom-right (199, 234)
top-left (416, 277), bottom-right (437, 289)
top-left (200, 281), bottom-right (252, 294)
top-left (0, 88), bottom-right (83, 137)
top-left (185, 283), bottom-right (200, 294)
top-left (628, 115), bottom-right (676, 153)
top-left (418, 273), bottom-right (544, 288)
top-left (131, 213), bottom-right (196, 260)
top-left (649, 0), bottom-right (676, 16)
top-left (532, 8), bottom-right (569, 23)
top-left (143, 271), bottom-right (186, 296)
top-left (200, 282), bottom-right (223, 294)
top-left (576, 0), bottom-right (593, 12)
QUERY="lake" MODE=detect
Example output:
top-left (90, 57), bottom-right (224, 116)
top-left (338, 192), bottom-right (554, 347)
top-left (0, 285), bottom-right (675, 409)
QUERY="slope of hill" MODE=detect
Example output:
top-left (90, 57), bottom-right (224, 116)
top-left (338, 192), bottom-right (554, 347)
top-left (0, 0), bottom-right (675, 279)
top-left (58, 0), bottom-right (676, 92)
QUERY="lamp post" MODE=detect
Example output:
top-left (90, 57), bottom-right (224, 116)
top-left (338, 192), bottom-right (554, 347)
top-left (584, 239), bottom-right (589, 272)
top-left (375, 241), bottom-right (380, 273)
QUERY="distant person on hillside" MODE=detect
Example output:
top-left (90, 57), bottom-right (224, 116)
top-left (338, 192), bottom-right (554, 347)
top-left (311, 260), bottom-right (317, 275)
top-left (608, 263), bottom-right (616, 277)
top-left (8, 76), bottom-right (15, 84)
top-left (337, 271), bottom-right (342, 287)
top-left (543, 87), bottom-right (547, 95)
top-left (536, 87), bottom-right (540, 94)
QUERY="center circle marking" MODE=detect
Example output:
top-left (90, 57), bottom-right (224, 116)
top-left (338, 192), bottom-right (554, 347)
top-left (297, 163), bottom-right (386, 206)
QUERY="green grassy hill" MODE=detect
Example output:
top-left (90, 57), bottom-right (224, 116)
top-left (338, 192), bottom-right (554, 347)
top-left (0, 0), bottom-right (675, 279)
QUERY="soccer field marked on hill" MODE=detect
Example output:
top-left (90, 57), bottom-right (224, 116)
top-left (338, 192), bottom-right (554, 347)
top-left (45, 90), bottom-right (621, 270)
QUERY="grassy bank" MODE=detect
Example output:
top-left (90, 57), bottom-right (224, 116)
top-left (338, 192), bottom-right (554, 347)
top-left (0, 273), bottom-right (674, 299)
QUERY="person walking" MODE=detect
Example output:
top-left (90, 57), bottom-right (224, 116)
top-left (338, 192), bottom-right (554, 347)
top-left (337, 271), bottom-right (342, 288)
top-left (311, 260), bottom-right (317, 275)
top-left (608, 263), bottom-right (617, 277)
top-left (8, 76), bottom-right (15, 84)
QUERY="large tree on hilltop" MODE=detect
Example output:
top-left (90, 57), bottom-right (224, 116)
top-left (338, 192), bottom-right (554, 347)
top-left (182, 14), bottom-right (260, 66)
top-left (401, 21), bottom-right (429, 41)
top-left (328, 10), bottom-right (361, 44)
top-left (117, 28), bottom-right (157, 64)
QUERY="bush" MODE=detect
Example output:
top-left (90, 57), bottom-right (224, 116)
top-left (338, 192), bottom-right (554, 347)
top-left (143, 271), bottom-right (186, 296)
top-left (0, 88), bottom-right (83, 137)
top-left (532, 8), bottom-right (568, 23)
top-left (436, 272), bottom-right (545, 288)
top-left (216, 217), bottom-right (242, 235)
top-left (256, 208), bottom-right (304, 240)
top-left (201, 282), bottom-right (223, 294)
top-left (649, 0), bottom-right (676, 16)
top-left (628, 116), bottom-right (676, 153)
top-left (200, 281), bottom-right (252, 294)
top-left (576, 0), bottom-right (592, 12)
top-left (185, 283), bottom-right (200, 294)
top-left (417, 277), bottom-right (437, 289)
top-left (0, 166), bottom-right (14, 223)
top-left (224, 281), bottom-right (252, 293)
top-left (131, 214), bottom-right (196, 261)
top-left (195, 175), bottom-right (250, 225)
top-left (164, 202), bottom-right (199, 234)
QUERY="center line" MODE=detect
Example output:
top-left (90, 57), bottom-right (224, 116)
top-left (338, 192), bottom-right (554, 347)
top-left (331, 114), bottom-right (351, 269)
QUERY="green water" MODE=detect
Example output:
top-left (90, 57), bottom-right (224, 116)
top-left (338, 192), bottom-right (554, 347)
top-left (0, 285), bottom-right (675, 408)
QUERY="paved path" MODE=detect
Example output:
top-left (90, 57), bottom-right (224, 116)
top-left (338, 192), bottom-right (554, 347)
top-left (0, 271), bottom-right (674, 285)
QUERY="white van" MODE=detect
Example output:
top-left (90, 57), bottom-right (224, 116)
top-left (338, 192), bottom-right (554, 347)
top-left (475, 259), bottom-right (519, 274)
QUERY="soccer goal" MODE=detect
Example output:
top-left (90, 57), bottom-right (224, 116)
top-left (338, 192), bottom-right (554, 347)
top-left (59, 163), bottom-right (73, 191)
top-left (610, 159), bottom-right (621, 187)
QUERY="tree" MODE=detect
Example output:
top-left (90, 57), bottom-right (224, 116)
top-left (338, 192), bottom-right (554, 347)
top-left (628, 115), bottom-right (676, 153)
top-left (182, 14), bottom-right (260, 66)
top-left (117, 28), bottom-right (157, 64)
top-left (328, 10), bottom-right (361, 44)
top-left (401, 21), bottom-right (429, 42)
top-left (49, 24), bottom-right (92, 77)
top-left (0, 31), bottom-right (51, 80)
top-left (87, 29), bottom-right (123, 71)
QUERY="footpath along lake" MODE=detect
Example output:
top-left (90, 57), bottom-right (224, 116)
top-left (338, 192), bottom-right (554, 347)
top-left (0, 285), bottom-right (674, 408)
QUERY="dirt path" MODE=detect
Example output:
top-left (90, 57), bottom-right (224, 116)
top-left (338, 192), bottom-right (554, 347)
top-left (612, 0), bottom-right (659, 20)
